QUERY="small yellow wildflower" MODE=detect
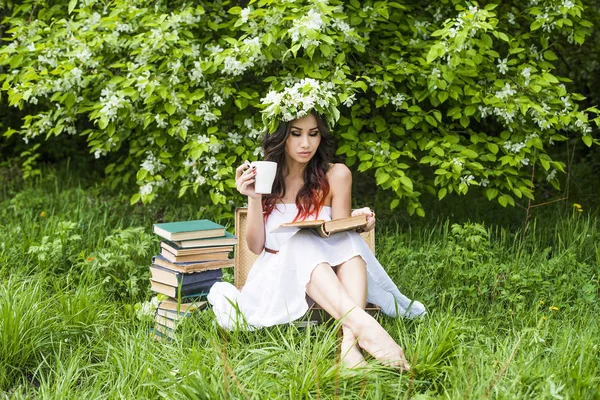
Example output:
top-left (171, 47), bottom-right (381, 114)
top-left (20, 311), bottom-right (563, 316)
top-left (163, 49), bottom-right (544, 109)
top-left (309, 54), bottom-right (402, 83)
top-left (573, 203), bottom-right (582, 209)
top-left (577, 209), bottom-right (583, 213)
top-left (539, 300), bottom-right (545, 305)
top-left (550, 306), bottom-right (559, 311)
top-left (40, 211), bottom-right (47, 217)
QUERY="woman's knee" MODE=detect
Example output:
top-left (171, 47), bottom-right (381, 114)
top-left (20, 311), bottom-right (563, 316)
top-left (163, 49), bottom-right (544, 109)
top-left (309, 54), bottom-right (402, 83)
top-left (337, 255), bottom-right (366, 270)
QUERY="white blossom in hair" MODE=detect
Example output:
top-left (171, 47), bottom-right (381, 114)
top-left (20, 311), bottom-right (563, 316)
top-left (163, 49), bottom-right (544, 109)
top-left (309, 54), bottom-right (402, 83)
top-left (260, 78), bottom-right (344, 132)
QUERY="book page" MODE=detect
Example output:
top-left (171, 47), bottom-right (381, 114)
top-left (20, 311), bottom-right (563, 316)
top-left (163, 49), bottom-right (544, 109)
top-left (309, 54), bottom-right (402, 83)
top-left (270, 220), bottom-right (325, 233)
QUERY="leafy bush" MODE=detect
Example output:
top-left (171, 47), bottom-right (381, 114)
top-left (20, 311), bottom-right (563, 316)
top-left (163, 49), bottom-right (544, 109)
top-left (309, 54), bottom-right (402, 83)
top-left (1, 0), bottom-right (599, 217)
top-left (79, 227), bottom-right (154, 301)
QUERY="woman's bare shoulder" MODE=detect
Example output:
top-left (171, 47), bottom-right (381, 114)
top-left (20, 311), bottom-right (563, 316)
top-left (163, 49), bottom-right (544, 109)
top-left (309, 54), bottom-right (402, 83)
top-left (327, 163), bottom-right (352, 181)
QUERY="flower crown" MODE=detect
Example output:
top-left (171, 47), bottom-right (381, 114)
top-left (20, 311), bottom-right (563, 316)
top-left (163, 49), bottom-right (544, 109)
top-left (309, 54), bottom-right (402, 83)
top-left (260, 78), bottom-right (342, 133)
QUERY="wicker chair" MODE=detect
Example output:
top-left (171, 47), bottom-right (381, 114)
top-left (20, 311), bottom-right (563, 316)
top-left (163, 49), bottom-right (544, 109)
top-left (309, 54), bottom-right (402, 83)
top-left (233, 208), bottom-right (380, 322)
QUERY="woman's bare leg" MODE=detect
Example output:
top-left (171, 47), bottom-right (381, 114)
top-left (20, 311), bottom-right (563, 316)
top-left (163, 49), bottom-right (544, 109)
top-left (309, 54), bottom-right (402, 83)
top-left (306, 262), bottom-right (410, 370)
top-left (336, 256), bottom-right (367, 368)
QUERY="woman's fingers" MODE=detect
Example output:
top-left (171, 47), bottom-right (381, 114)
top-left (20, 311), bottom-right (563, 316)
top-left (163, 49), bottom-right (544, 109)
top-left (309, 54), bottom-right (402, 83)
top-left (235, 160), bottom-right (252, 180)
top-left (235, 163), bottom-right (257, 195)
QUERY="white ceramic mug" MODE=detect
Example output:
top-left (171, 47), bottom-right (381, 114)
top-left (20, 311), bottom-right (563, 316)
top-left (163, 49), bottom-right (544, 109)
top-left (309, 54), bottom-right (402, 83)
top-left (251, 161), bottom-right (277, 194)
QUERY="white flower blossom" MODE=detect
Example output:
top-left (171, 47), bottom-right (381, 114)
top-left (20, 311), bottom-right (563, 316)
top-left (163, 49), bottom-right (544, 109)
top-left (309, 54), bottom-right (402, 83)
top-left (227, 132), bottom-right (243, 145)
top-left (342, 93), bottom-right (356, 107)
top-left (253, 147), bottom-right (264, 157)
top-left (222, 56), bottom-right (248, 76)
top-left (141, 152), bottom-right (160, 174)
top-left (507, 12), bottom-right (516, 25)
top-left (189, 61), bottom-right (204, 84)
top-left (479, 106), bottom-right (491, 118)
top-left (480, 178), bottom-right (489, 187)
top-left (503, 141), bottom-right (526, 153)
top-left (289, 9), bottom-right (324, 44)
top-left (155, 114), bottom-right (167, 128)
top-left (546, 169), bottom-right (557, 182)
top-left (208, 142), bottom-right (223, 154)
top-left (197, 135), bottom-right (210, 145)
top-left (241, 8), bottom-right (251, 23)
top-left (195, 104), bottom-right (219, 125)
top-left (460, 175), bottom-right (475, 186)
top-left (521, 67), bottom-right (532, 85)
top-left (261, 78), bottom-right (339, 124)
top-left (99, 87), bottom-right (128, 121)
top-left (497, 58), bottom-right (508, 74)
top-left (140, 183), bottom-right (153, 195)
top-left (495, 83), bottom-right (516, 100)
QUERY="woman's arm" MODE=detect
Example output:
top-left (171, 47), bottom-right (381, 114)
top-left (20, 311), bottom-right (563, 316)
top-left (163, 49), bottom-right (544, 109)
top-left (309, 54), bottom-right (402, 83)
top-left (235, 162), bottom-right (266, 255)
top-left (328, 163), bottom-right (353, 220)
top-left (329, 163), bottom-right (376, 231)
top-left (245, 196), bottom-right (266, 254)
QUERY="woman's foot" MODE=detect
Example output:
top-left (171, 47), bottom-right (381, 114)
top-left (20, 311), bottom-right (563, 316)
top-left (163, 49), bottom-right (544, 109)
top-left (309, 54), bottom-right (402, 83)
top-left (351, 312), bottom-right (410, 371)
top-left (340, 326), bottom-right (366, 369)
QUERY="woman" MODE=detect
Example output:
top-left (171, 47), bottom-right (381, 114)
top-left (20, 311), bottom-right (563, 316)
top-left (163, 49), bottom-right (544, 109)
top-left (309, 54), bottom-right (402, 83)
top-left (208, 112), bottom-right (425, 370)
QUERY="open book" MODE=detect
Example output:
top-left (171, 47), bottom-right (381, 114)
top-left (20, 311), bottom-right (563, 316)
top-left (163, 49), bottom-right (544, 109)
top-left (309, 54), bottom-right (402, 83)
top-left (270, 214), bottom-right (368, 238)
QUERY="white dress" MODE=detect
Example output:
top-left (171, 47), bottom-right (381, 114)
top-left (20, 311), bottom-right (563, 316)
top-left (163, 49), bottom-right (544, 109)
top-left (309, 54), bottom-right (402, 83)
top-left (208, 204), bottom-right (426, 330)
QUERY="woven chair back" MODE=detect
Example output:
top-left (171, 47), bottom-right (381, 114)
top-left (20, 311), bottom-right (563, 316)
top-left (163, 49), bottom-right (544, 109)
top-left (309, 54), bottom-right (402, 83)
top-left (234, 208), bottom-right (375, 289)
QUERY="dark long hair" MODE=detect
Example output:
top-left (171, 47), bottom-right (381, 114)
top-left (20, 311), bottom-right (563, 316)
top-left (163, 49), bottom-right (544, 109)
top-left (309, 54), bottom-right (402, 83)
top-left (261, 112), bottom-right (335, 221)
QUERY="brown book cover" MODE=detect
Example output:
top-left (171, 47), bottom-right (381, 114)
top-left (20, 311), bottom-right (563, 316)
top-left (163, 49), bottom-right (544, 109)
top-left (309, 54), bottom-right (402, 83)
top-left (160, 247), bottom-right (230, 263)
top-left (161, 241), bottom-right (234, 257)
top-left (154, 322), bottom-right (176, 339)
top-left (156, 307), bottom-right (201, 321)
top-left (155, 314), bottom-right (179, 330)
top-left (152, 255), bottom-right (234, 273)
top-left (271, 215), bottom-right (367, 238)
top-left (157, 298), bottom-right (204, 313)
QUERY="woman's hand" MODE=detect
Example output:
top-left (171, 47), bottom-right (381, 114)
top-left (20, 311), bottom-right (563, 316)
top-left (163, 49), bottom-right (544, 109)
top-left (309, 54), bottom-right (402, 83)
top-left (235, 161), bottom-right (261, 199)
top-left (351, 207), bottom-right (376, 232)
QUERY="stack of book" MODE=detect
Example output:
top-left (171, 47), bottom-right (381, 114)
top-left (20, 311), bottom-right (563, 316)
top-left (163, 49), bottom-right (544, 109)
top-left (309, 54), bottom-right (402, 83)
top-left (149, 219), bottom-right (237, 339)
top-left (153, 298), bottom-right (206, 341)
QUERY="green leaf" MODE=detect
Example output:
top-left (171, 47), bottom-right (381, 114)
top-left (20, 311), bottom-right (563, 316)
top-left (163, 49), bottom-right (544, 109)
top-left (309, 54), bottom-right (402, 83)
top-left (164, 103), bottom-right (176, 115)
top-left (464, 106), bottom-right (476, 116)
top-left (399, 176), bottom-right (413, 191)
top-left (485, 188), bottom-right (498, 200)
top-left (461, 149), bottom-right (478, 158)
top-left (130, 193), bottom-right (141, 205)
top-left (498, 195), bottom-right (508, 207)
top-left (543, 50), bottom-right (558, 61)
top-left (425, 115), bottom-right (438, 127)
top-left (68, 0), bottom-right (77, 14)
top-left (530, 19), bottom-right (543, 31)
top-left (438, 187), bottom-right (447, 200)
top-left (438, 91), bottom-right (448, 103)
top-left (433, 147), bottom-right (444, 157)
top-left (390, 199), bottom-right (400, 210)
top-left (460, 116), bottom-right (470, 128)
top-left (486, 143), bottom-right (499, 154)
top-left (376, 172), bottom-right (390, 185)
top-left (582, 135), bottom-right (592, 147)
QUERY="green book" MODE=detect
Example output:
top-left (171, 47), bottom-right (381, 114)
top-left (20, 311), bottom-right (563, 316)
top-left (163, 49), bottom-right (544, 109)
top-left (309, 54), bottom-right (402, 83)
top-left (172, 231), bottom-right (238, 249)
top-left (153, 219), bottom-right (226, 241)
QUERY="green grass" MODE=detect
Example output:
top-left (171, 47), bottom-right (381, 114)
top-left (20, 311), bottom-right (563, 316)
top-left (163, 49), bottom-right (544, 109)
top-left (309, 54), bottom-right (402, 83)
top-left (1, 167), bottom-right (599, 399)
